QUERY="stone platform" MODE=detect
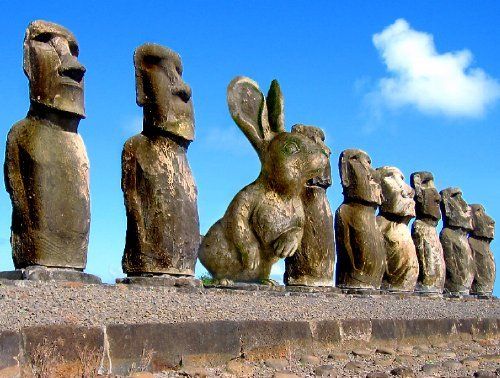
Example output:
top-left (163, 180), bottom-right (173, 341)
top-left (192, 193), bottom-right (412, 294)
top-left (0, 265), bottom-right (101, 284)
top-left (0, 281), bottom-right (498, 376)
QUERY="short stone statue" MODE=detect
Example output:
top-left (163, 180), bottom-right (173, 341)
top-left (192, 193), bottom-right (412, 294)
top-left (4, 21), bottom-right (92, 275)
top-left (440, 188), bottom-right (474, 295)
top-left (121, 44), bottom-right (200, 279)
top-left (469, 204), bottom-right (495, 297)
top-left (198, 77), bottom-right (328, 284)
top-left (335, 149), bottom-right (385, 290)
top-left (410, 172), bottom-right (445, 294)
top-left (376, 166), bottom-right (418, 292)
top-left (284, 125), bottom-right (334, 287)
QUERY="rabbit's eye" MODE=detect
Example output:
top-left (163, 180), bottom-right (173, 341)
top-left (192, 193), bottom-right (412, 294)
top-left (283, 141), bottom-right (300, 155)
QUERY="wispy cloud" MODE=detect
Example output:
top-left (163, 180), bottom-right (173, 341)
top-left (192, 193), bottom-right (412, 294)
top-left (370, 18), bottom-right (500, 118)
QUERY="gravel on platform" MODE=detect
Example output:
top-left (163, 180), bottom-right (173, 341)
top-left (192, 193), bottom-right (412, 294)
top-left (0, 281), bottom-right (498, 331)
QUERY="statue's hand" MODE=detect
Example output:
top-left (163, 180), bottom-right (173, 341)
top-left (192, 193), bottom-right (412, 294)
top-left (273, 228), bottom-right (301, 258)
top-left (241, 246), bottom-right (260, 270)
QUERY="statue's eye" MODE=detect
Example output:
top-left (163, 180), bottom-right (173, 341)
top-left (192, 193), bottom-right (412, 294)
top-left (283, 141), bottom-right (300, 155)
top-left (33, 32), bottom-right (53, 43)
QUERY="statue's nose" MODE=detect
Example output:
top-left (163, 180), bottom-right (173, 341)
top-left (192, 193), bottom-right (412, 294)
top-left (59, 54), bottom-right (86, 83)
top-left (173, 83), bottom-right (192, 103)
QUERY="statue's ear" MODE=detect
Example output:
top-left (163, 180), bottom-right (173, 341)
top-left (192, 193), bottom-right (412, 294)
top-left (340, 153), bottom-right (350, 188)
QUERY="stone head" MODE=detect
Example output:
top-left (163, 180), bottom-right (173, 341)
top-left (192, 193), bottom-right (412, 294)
top-left (24, 20), bottom-right (85, 118)
top-left (134, 43), bottom-right (194, 141)
top-left (376, 166), bottom-right (415, 219)
top-left (440, 188), bottom-right (472, 231)
top-left (410, 171), bottom-right (441, 221)
top-left (292, 124), bottom-right (332, 190)
top-left (470, 204), bottom-right (495, 240)
top-left (339, 149), bottom-right (381, 205)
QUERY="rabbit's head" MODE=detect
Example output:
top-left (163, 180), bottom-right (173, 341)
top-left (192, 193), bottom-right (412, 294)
top-left (227, 76), bottom-right (328, 195)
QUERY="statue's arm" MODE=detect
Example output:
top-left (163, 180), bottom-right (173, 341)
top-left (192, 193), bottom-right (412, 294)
top-left (4, 130), bottom-right (30, 227)
top-left (226, 190), bottom-right (261, 270)
top-left (336, 210), bottom-right (358, 271)
top-left (121, 140), bottom-right (145, 242)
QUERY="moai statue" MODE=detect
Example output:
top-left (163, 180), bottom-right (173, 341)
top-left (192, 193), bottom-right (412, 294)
top-left (440, 188), bottom-right (474, 295)
top-left (3, 21), bottom-right (98, 282)
top-left (198, 77), bottom-right (328, 285)
top-left (121, 44), bottom-right (200, 282)
top-left (376, 166), bottom-right (418, 292)
top-left (410, 172), bottom-right (445, 294)
top-left (335, 149), bottom-right (385, 290)
top-left (469, 204), bottom-right (496, 297)
top-left (284, 125), bottom-right (334, 287)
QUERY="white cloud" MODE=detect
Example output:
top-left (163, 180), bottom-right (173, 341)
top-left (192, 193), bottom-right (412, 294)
top-left (372, 19), bottom-right (500, 118)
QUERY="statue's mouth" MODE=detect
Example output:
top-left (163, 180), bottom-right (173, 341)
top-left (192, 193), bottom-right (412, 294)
top-left (306, 177), bottom-right (330, 189)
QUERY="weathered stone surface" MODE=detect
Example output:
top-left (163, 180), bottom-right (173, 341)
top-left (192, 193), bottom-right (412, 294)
top-left (225, 358), bottom-right (254, 376)
top-left (237, 320), bottom-right (313, 357)
top-left (314, 364), bottom-right (336, 376)
top-left (285, 125), bottom-right (334, 287)
top-left (0, 266), bottom-right (101, 283)
top-left (376, 347), bottom-right (395, 355)
top-left (265, 358), bottom-right (289, 370)
top-left (390, 366), bottom-right (415, 377)
top-left (116, 275), bottom-right (201, 288)
top-left (107, 321), bottom-right (240, 374)
top-left (376, 166), bottom-right (418, 292)
top-left (312, 320), bottom-right (341, 345)
top-left (410, 172), bottom-right (445, 294)
top-left (5, 20), bottom-right (90, 270)
top-left (0, 331), bottom-right (20, 372)
top-left (440, 188), bottom-right (474, 295)
top-left (335, 149), bottom-right (385, 289)
top-left (367, 372), bottom-right (391, 378)
top-left (21, 325), bottom-right (103, 370)
top-left (199, 77), bottom-right (327, 283)
top-left (122, 43), bottom-right (199, 276)
top-left (469, 204), bottom-right (495, 296)
top-left (300, 354), bottom-right (320, 364)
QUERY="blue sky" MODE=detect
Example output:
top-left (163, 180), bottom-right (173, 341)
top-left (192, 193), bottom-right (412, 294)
top-left (1, 1), bottom-right (499, 294)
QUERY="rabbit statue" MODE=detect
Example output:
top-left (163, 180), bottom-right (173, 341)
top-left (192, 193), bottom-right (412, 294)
top-left (198, 76), bottom-right (328, 284)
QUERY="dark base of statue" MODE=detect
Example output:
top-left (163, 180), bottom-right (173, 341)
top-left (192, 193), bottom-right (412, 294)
top-left (338, 286), bottom-right (382, 296)
top-left (0, 266), bottom-right (101, 284)
top-left (116, 274), bottom-right (202, 288)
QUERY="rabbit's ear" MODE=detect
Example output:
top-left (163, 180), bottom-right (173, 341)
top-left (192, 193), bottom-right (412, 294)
top-left (227, 76), bottom-right (271, 155)
top-left (266, 79), bottom-right (285, 134)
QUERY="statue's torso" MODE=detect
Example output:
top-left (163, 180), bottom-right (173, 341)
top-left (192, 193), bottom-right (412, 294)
top-left (469, 236), bottom-right (495, 295)
top-left (440, 227), bottom-right (474, 293)
top-left (6, 119), bottom-right (90, 268)
top-left (122, 134), bottom-right (199, 275)
top-left (412, 219), bottom-right (445, 292)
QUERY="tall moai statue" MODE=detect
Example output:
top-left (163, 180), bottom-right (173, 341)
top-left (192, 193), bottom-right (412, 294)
top-left (121, 44), bottom-right (200, 281)
top-left (284, 125), bottom-right (334, 287)
top-left (376, 166), bottom-right (419, 292)
top-left (198, 77), bottom-right (328, 285)
top-left (3, 20), bottom-right (98, 282)
top-left (335, 149), bottom-right (385, 290)
top-left (469, 204), bottom-right (496, 297)
top-left (410, 172), bottom-right (445, 294)
top-left (440, 188), bottom-right (474, 295)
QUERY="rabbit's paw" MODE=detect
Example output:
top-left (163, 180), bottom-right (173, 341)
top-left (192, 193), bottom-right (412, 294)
top-left (273, 228), bottom-right (301, 258)
top-left (259, 278), bottom-right (279, 286)
top-left (241, 247), bottom-right (261, 271)
top-left (213, 278), bottom-right (234, 286)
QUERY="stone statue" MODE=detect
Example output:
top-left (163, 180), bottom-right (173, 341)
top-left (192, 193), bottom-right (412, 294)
top-left (469, 204), bottom-right (495, 297)
top-left (121, 43), bottom-right (200, 279)
top-left (4, 21), bottom-right (93, 277)
top-left (198, 77), bottom-right (328, 285)
top-left (440, 188), bottom-right (474, 295)
top-left (410, 172), bottom-right (445, 294)
top-left (376, 166), bottom-right (418, 292)
top-left (335, 149), bottom-right (385, 290)
top-left (284, 125), bottom-right (334, 287)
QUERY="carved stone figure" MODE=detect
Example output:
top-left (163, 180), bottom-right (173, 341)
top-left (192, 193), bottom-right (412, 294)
top-left (121, 43), bottom-right (199, 278)
top-left (4, 21), bottom-right (91, 272)
top-left (376, 167), bottom-right (418, 292)
top-left (469, 204), bottom-right (495, 297)
top-left (410, 172), bottom-right (445, 294)
top-left (440, 188), bottom-right (474, 295)
top-left (335, 149), bottom-right (385, 290)
top-left (284, 125), bottom-right (334, 287)
top-left (198, 77), bottom-right (328, 284)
